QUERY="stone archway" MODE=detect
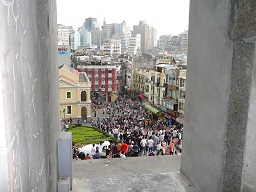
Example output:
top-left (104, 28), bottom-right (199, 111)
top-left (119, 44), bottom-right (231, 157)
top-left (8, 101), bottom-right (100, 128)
top-left (81, 106), bottom-right (87, 122)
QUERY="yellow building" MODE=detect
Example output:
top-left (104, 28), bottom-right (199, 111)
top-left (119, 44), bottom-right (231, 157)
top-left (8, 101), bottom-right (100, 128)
top-left (59, 65), bottom-right (92, 122)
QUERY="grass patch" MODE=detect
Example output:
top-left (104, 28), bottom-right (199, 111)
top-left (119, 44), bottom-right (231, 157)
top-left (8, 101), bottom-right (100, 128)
top-left (66, 126), bottom-right (113, 147)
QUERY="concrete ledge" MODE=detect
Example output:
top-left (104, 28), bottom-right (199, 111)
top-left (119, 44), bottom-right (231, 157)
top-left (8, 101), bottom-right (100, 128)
top-left (72, 156), bottom-right (197, 192)
top-left (58, 177), bottom-right (70, 192)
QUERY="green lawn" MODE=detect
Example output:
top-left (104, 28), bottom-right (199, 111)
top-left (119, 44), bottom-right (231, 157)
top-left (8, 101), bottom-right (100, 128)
top-left (66, 126), bottom-right (112, 147)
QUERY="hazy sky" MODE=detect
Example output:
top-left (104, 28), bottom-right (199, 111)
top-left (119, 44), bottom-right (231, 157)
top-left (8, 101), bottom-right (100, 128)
top-left (57, 0), bottom-right (190, 37)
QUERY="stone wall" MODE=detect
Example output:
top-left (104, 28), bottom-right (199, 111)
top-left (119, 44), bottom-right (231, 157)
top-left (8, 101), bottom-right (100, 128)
top-left (0, 0), bottom-right (60, 191)
top-left (181, 0), bottom-right (256, 192)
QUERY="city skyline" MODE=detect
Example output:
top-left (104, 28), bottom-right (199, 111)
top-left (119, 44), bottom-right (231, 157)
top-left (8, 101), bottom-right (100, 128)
top-left (57, 0), bottom-right (190, 37)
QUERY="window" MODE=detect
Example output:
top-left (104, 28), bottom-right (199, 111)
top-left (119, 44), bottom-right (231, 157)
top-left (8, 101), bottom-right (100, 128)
top-left (179, 103), bottom-right (184, 110)
top-left (66, 91), bottom-right (71, 99)
top-left (180, 79), bottom-right (185, 87)
top-left (180, 90), bottom-right (186, 99)
top-left (67, 106), bottom-right (72, 115)
top-left (81, 91), bottom-right (87, 101)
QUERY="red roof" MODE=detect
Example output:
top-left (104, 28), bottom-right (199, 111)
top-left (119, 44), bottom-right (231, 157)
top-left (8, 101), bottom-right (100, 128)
top-left (59, 75), bottom-right (76, 83)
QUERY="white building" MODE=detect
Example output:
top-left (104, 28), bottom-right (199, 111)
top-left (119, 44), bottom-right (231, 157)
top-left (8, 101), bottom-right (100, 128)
top-left (114, 21), bottom-right (131, 53)
top-left (179, 30), bottom-right (188, 53)
top-left (58, 24), bottom-right (69, 46)
top-left (128, 34), bottom-right (141, 56)
top-left (103, 39), bottom-right (121, 56)
top-left (149, 26), bottom-right (157, 48)
top-left (133, 21), bottom-right (156, 54)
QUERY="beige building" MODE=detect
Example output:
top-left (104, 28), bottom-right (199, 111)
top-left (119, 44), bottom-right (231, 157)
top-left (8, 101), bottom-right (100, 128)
top-left (132, 64), bottom-right (185, 124)
top-left (59, 65), bottom-right (92, 122)
top-left (154, 55), bottom-right (174, 65)
top-left (132, 68), bottom-right (165, 107)
top-left (177, 69), bottom-right (186, 123)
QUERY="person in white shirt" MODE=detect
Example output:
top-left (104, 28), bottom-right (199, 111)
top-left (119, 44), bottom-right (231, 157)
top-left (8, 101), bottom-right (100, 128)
top-left (147, 137), bottom-right (154, 153)
top-left (156, 141), bottom-right (161, 155)
top-left (148, 130), bottom-right (153, 137)
top-left (91, 144), bottom-right (96, 156)
top-left (172, 129), bottom-right (177, 138)
top-left (113, 128), bottom-right (119, 140)
top-left (159, 134), bottom-right (164, 142)
top-left (140, 138), bottom-right (147, 155)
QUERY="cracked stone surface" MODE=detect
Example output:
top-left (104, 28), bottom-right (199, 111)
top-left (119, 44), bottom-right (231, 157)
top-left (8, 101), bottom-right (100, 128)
top-left (0, 0), bottom-right (59, 191)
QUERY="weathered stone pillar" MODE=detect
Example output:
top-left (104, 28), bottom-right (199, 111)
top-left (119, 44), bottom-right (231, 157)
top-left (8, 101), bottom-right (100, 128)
top-left (0, 0), bottom-right (59, 191)
top-left (181, 0), bottom-right (256, 192)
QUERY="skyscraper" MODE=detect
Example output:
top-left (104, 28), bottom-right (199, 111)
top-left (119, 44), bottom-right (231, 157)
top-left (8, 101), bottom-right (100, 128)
top-left (128, 34), bottom-right (141, 56)
top-left (85, 17), bottom-right (99, 30)
top-left (82, 17), bottom-right (100, 47)
top-left (91, 28), bottom-right (101, 48)
top-left (101, 19), bottom-right (115, 45)
top-left (179, 30), bottom-right (188, 53)
top-left (114, 21), bottom-right (131, 53)
top-left (74, 30), bottom-right (81, 50)
top-left (133, 21), bottom-right (156, 54)
top-left (82, 26), bottom-right (92, 46)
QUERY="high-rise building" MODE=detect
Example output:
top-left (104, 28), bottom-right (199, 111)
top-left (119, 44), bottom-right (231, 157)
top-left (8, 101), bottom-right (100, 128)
top-left (57, 24), bottom-right (74, 47)
top-left (133, 21), bottom-right (156, 54)
top-left (91, 28), bottom-right (101, 48)
top-left (85, 17), bottom-right (99, 30)
top-left (179, 30), bottom-right (188, 53)
top-left (103, 39), bottom-right (121, 56)
top-left (158, 34), bottom-right (184, 52)
top-left (114, 21), bottom-right (131, 53)
top-left (149, 26), bottom-right (157, 48)
top-left (74, 30), bottom-right (81, 50)
top-left (128, 34), bottom-right (141, 56)
top-left (81, 17), bottom-right (101, 47)
top-left (82, 26), bottom-right (92, 46)
top-left (101, 19), bottom-right (115, 45)
top-left (158, 35), bottom-right (172, 50)
top-left (167, 36), bottom-right (180, 51)
top-left (69, 31), bottom-right (75, 50)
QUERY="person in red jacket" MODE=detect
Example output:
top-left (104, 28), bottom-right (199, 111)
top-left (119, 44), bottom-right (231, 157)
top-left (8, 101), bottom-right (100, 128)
top-left (121, 141), bottom-right (128, 156)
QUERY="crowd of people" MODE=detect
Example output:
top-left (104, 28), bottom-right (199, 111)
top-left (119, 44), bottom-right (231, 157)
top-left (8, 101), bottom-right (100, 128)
top-left (84, 93), bottom-right (183, 159)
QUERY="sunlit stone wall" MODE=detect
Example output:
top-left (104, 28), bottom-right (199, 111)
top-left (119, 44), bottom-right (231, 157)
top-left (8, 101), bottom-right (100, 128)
top-left (0, 0), bottom-right (60, 191)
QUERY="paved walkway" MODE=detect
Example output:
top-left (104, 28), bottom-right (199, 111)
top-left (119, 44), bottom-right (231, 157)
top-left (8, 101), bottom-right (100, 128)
top-left (72, 155), bottom-right (197, 192)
